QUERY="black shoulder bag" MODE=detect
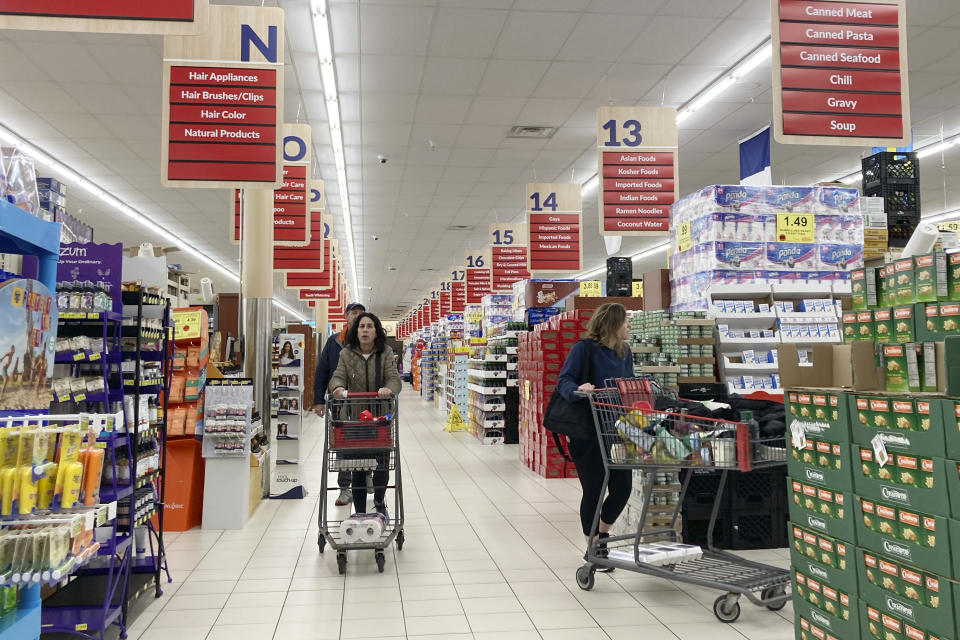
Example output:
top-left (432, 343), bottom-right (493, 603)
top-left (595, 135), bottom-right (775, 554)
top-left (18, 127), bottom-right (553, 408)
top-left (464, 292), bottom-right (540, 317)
top-left (542, 340), bottom-right (595, 458)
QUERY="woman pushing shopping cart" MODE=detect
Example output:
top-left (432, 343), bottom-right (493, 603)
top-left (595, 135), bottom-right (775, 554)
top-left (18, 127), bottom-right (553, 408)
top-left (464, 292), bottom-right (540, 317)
top-left (316, 312), bottom-right (404, 574)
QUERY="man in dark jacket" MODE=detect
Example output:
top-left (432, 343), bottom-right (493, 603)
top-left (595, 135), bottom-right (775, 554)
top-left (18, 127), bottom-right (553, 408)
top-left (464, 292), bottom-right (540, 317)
top-left (312, 302), bottom-right (365, 505)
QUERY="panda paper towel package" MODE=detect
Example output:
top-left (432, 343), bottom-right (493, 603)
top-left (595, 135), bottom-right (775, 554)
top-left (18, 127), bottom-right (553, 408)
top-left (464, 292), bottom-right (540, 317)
top-left (669, 185), bottom-right (863, 310)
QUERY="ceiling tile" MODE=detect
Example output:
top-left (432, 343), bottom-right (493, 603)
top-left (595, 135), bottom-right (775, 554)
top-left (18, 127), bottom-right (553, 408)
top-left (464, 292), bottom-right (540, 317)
top-left (478, 60), bottom-right (550, 97)
top-left (533, 61), bottom-right (609, 98)
top-left (464, 96), bottom-right (527, 125)
top-left (414, 95), bottom-right (473, 124)
top-left (330, 3), bottom-right (361, 54)
top-left (360, 4), bottom-right (433, 56)
top-left (420, 58), bottom-right (487, 95)
top-left (428, 8), bottom-right (508, 58)
top-left (492, 11), bottom-right (580, 60)
top-left (556, 13), bottom-right (642, 62)
top-left (360, 55), bottom-right (425, 93)
top-left (516, 97), bottom-right (581, 127)
top-left (619, 16), bottom-right (720, 64)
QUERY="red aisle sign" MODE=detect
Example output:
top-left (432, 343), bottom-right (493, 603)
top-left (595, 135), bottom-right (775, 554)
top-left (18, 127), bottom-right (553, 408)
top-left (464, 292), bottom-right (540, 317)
top-left (0, 0), bottom-right (195, 20)
top-left (449, 266), bottom-right (466, 312)
top-left (489, 223), bottom-right (530, 292)
top-left (161, 6), bottom-right (285, 188)
top-left (439, 286), bottom-right (452, 316)
top-left (773, 0), bottom-right (910, 147)
top-left (430, 297), bottom-right (440, 324)
top-left (596, 107), bottom-right (677, 235)
top-left (526, 183), bottom-right (582, 273)
top-left (464, 251), bottom-right (491, 304)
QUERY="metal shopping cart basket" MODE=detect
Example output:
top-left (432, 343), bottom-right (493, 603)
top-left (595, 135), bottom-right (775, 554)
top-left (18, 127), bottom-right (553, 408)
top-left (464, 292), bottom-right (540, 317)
top-left (575, 378), bottom-right (790, 623)
top-left (317, 392), bottom-right (404, 574)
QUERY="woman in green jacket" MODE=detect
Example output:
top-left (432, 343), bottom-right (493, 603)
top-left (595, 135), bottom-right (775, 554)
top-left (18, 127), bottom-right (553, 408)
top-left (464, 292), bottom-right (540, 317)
top-left (330, 312), bottom-right (402, 518)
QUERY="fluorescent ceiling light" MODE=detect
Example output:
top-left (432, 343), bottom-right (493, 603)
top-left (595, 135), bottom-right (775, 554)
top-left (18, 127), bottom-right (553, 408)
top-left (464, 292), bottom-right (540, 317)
top-left (921, 208), bottom-right (960, 225)
top-left (311, 0), bottom-right (359, 305)
top-left (917, 138), bottom-right (959, 159)
top-left (0, 123), bottom-right (305, 321)
top-left (677, 39), bottom-right (772, 124)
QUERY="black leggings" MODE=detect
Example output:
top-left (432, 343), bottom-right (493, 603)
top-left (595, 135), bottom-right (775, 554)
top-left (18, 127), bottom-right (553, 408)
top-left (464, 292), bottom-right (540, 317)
top-left (567, 436), bottom-right (632, 536)
top-left (352, 469), bottom-right (388, 513)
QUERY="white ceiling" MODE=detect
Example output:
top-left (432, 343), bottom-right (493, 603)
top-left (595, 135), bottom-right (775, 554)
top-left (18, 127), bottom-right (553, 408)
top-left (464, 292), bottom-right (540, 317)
top-left (3, 0), bottom-right (960, 321)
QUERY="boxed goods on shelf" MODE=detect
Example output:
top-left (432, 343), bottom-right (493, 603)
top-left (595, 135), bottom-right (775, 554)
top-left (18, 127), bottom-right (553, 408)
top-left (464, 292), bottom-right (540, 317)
top-left (792, 569), bottom-right (860, 640)
top-left (789, 523), bottom-right (857, 593)
top-left (788, 478), bottom-right (856, 542)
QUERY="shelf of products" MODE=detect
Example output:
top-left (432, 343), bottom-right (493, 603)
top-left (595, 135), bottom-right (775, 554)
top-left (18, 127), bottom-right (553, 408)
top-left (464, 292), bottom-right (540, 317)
top-left (270, 333), bottom-right (305, 499)
top-left (629, 311), bottom-right (717, 391)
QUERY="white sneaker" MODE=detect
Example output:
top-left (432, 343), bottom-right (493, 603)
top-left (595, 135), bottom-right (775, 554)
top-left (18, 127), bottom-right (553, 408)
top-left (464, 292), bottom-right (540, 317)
top-left (334, 489), bottom-right (352, 506)
top-left (366, 472), bottom-right (374, 495)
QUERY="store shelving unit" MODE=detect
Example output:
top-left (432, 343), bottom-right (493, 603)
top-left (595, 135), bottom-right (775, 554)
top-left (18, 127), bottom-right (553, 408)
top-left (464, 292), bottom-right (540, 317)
top-left (466, 338), bottom-right (507, 445)
top-left (0, 198), bottom-right (60, 640)
top-left (484, 322), bottom-right (525, 443)
top-left (119, 289), bottom-right (173, 610)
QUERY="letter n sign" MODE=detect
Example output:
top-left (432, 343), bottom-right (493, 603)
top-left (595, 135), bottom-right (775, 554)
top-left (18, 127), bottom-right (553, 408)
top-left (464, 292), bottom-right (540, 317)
top-left (241, 23), bottom-right (278, 62)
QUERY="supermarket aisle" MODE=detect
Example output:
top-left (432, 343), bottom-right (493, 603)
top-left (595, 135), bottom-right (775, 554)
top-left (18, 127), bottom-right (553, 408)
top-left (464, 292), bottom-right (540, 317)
top-left (125, 390), bottom-right (793, 640)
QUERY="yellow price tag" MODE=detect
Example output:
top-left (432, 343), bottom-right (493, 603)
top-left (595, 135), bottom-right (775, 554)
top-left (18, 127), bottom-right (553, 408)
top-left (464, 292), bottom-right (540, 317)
top-left (73, 352), bottom-right (85, 361)
top-left (524, 379), bottom-right (530, 401)
top-left (89, 353), bottom-right (100, 361)
top-left (632, 281), bottom-right (643, 298)
top-left (73, 393), bottom-right (85, 402)
top-left (579, 281), bottom-right (602, 297)
top-left (776, 213), bottom-right (815, 243)
top-left (938, 221), bottom-right (960, 233)
top-left (677, 221), bottom-right (692, 252)
top-left (75, 624), bottom-right (88, 631)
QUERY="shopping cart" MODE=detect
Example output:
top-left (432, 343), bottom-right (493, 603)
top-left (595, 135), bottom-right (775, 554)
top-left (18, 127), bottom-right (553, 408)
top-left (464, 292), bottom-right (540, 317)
top-left (317, 392), bottom-right (404, 574)
top-left (575, 378), bottom-right (790, 623)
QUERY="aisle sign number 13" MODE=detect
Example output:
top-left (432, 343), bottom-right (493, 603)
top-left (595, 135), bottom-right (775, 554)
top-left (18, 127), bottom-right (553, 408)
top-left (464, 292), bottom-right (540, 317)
top-left (600, 118), bottom-right (642, 147)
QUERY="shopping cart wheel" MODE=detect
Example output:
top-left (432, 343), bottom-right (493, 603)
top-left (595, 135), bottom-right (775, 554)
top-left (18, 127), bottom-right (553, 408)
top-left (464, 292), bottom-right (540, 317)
top-left (317, 534), bottom-right (326, 554)
top-left (762, 586), bottom-right (787, 610)
top-left (575, 564), bottom-right (595, 591)
top-left (336, 552), bottom-right (347, 575)
top-left (376, 551), bottom-right (386, 573)
top-left (396, 530), bottom-right (405, 550)
top-left (713, 594), bottom-right (741, 623)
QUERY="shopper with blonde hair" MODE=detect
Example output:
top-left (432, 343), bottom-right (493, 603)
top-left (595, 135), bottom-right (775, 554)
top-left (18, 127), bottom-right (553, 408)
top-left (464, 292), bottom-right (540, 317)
top-left (554, 302), bottom-right (633, 570)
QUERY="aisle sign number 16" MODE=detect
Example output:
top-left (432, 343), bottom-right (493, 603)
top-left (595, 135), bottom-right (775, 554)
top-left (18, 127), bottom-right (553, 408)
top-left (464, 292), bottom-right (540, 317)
top-left (466, 254), bottom-right (484, 268)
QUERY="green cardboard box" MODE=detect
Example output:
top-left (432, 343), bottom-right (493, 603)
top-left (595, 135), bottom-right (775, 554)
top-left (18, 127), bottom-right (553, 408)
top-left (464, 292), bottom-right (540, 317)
top-left (894, 257), bottom-right (917, 305)
top-left (893, 306), bottom-right (916, 343)
top-left (793, 573), bottom-right (859, 639)
top-left (852, 267), bottom-right (880, 311)
top-left (790, 523), bottom-right (858, 593)
top-left (849, 395), bottom-right (945, 459)
top-left (881, 343), bottom-right (911, 392)
top-left (790, 477), bottom-right (857, 542)
top-left (843, 312), bottom-right (859, 343)
top-left (858, 311), bottom-right (875, 342)
top-left (859, 596), bottom-right (955, 640)
top-left (854, 454), bottom-right (952, 519)
top-left (790, 440), bottom-right (854, 492)
top-left (949, 252), bottom-right (960, 301)
top-left (885, 265), bottom-right (897, 308)
top-left (914, 253), bottom-right (948, 302)
top-left (873, 308), bottom-right (893, 343)
top-left (855, 498), bottom-right (956, 578)
top-left (939, 399), bottom-right (960, 460)
top-left (857, 548), bottom-right (958, 640)
top-left (787, 390), bottom-right (851, 442)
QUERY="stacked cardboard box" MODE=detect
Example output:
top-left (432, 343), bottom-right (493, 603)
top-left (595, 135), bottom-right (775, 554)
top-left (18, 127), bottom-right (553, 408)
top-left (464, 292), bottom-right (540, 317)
top-left (517, 308), bottom-right (593, 478)
top-left (787, 382), bottom-right (960, 640)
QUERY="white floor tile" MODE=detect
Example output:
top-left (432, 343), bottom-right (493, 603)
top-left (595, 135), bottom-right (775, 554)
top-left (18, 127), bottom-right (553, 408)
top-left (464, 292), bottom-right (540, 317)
top-left (131, 397), bottom-right (791, 640)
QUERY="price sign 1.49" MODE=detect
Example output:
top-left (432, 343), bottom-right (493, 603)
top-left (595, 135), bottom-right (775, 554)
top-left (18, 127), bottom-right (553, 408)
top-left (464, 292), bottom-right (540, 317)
top-left (776, 213), bottom-right (815, 243)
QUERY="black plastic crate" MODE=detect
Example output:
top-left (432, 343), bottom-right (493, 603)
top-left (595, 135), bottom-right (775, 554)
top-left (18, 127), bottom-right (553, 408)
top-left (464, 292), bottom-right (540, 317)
top-left (728, 467), bottom-right (786, 510)
top-left (681, 516), bottom-right (728, 548)
top-left (680, 469), bottom-right (728, 509)
top-left (888, 213), bottom-right (921, 247)
top-left (861, 151), bottom-right (919, 190)
top-left (727, 508), bottom-right (789, 550)
top-left (863, 182), bottom-right (921, 217)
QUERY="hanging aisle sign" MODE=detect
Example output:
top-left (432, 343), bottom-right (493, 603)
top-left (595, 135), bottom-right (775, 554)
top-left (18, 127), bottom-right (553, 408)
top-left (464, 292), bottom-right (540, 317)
top-left (597, 106), bottom-right (678, 235)
top-left (439, 281), bottom-right (452, 316)
top-left (464, 250), bottom-right (492, 304)
top-left (450, 266), bottom-right (467, 313)
top-left (0, 0), bottom-right (207, 35)
top-left (430, 292), bottom-right (440, 325)
top-left (272, 125), bottom-right (311, 245)
top-left (527, 183), bottom-right (582, 273)
top-left (772, 0), bottom-right (910, 147)
top-left (489, 222), bottom-right (530, 292)
top-left (162, 5), bottom-right (284, 188)
top-left (284, 214), bottom-right (332, 290)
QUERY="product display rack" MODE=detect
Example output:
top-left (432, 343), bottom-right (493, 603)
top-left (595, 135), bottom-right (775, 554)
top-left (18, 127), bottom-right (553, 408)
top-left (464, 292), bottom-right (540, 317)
top-left (0, 198), bottom-right (60, 640)
top-left (119, 290), bottom-right (173, 609)
top-left (629, 311), bottom-right (717, 392)
top-left (466, 339), bottom-right (507, 444)
top-left (484, 322), bottom-right (526, 443)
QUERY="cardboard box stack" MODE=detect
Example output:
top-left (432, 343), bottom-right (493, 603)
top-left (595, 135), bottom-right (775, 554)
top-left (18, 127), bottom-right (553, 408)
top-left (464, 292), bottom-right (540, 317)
top-left (517, 308), bottom-right (593, 478)
top-left (785, 346), bottom-right (960, 640)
